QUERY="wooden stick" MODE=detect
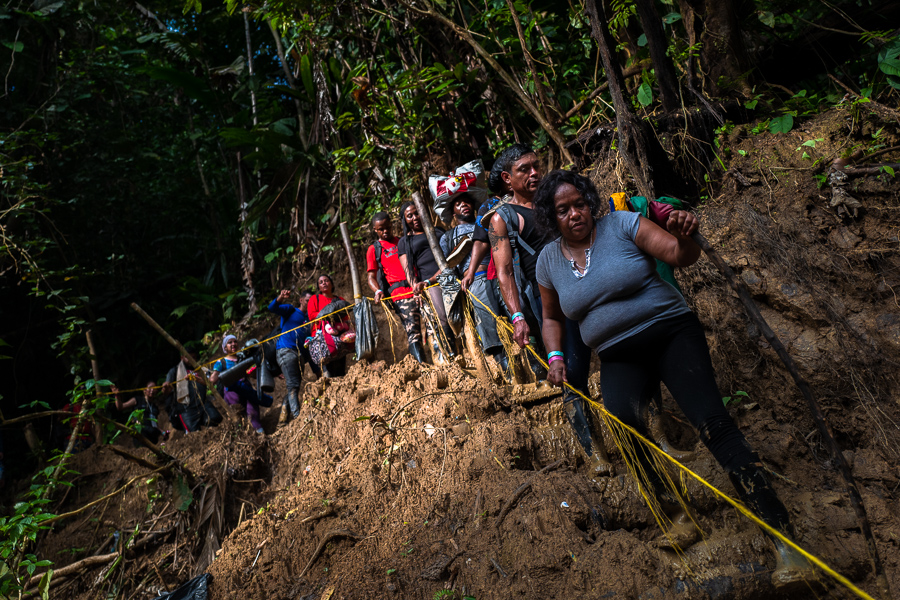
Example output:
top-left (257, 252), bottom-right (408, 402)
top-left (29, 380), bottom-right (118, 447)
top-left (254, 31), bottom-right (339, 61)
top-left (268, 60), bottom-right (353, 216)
top-left (339, 222), bottom-right (362, 301)
top-left (560, 61), bottom-right (650, 122)
top-left (692, 231), bottom-right (891, 600)
top-left (1, 410), bottom-right (174, 465)
top-left (494, 459), bottom-right (564, 529)
top-left (25, 527), bottom-right (172, 590)
top-left (129, 303), bottom-right (235, 423)
top-left (297, 529), bottom-right (363, 578)
top-left (411, 192), bottom-right (491, 382)
top-left (106, 445), bottom-right (170, 472)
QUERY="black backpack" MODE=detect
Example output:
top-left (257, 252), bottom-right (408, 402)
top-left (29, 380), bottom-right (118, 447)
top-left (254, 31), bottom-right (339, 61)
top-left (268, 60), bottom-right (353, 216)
top-left (373, 240), bottom-right (409, 309)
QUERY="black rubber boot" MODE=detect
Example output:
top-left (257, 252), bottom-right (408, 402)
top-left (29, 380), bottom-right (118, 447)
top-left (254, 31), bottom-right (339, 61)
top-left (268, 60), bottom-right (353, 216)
top-left (408, 341), bottom-right (426, 363)
top-left (564, 395), bottom-right (614, 477)
top-left (441, 324), bottom-right (458, 358)
top-left (287, 389), bottom-right (300, 419)
top-left (727, 463), bottom-right (817, 592)
top-left (526, 351), bottom-right (548, 380)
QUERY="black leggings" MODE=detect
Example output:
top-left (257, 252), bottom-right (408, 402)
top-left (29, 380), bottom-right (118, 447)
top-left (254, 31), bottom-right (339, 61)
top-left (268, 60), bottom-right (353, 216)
top-left (599, 312), bottom-right (756, 472)
top-left (598, 312), bottom-right (791, 531)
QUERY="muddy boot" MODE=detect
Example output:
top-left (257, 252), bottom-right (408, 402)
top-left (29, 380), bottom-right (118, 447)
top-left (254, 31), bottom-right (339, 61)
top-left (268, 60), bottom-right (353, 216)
top-left (429, 334), bottom-right (447, 365)
top-left (727, 463), bottom-right (817, 592)
top-left (277, 404), bottom-right (290, 428)
top-left (493, 352), bottom-right (510, 381)
top-left (647, 402), bottom-right (695, 462)
top-left (287, 389), bottom-right (301, 420)
top-left (408, 341), bottom-right (426, 363)
top-left (564, 396), bottom-right (614, 477)
top-left (654, 490), bottom-right (702, 550)
top-left (526, 350), bottom-right (548, 381)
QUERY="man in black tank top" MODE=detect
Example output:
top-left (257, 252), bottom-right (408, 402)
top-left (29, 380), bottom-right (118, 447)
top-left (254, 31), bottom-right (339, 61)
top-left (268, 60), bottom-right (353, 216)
top-left (487, 144), bottom-right (612, 476)
top-left (486, 145), bottom-right (545, 348)
top-left (504, 203), bottom-right (550, 285)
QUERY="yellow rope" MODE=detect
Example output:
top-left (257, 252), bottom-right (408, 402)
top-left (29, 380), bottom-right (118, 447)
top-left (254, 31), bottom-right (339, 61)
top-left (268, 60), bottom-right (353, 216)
top-left (464, 285), bottom-right (875, 600)
top-left (115, 270), bottom-right (873, 598)
top-left (378, 299), bottom-right (399, 364)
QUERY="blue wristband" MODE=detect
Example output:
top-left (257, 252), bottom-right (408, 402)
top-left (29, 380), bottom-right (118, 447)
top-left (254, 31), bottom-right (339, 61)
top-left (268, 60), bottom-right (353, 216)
top-left (511, 312), bottom-right (525, 323)
top-left (548, 351), bottom-right (564, 359)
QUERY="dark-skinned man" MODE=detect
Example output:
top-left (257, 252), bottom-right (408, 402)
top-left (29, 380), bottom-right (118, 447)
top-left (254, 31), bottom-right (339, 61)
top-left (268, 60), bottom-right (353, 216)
top-left (437, 190), bottom-right (507, 374)
top-left (486, 144), bottom-right (611, 476)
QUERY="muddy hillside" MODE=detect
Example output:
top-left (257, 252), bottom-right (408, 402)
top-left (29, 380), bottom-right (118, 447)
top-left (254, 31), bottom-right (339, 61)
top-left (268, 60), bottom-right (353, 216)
top-left (28, 109), bottom-right (900, 600)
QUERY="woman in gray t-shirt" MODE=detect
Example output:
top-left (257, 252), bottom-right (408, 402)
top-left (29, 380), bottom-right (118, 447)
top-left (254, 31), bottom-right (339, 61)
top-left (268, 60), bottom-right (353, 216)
top-left (533, 170), bottom-right (813, 591)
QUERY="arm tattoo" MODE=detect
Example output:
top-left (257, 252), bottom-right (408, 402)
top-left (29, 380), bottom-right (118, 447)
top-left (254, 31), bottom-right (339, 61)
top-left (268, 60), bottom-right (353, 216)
top-left (488, 231), bottom-right (508, 252)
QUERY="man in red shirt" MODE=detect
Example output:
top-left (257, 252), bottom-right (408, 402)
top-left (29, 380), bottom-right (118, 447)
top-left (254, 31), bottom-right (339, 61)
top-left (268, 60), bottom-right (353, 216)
top-left (366, 211), bottom-right (426, 362)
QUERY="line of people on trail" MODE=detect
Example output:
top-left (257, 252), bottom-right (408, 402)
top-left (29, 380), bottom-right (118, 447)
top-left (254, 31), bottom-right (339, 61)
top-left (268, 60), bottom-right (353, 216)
top-left (108, 277), bottom-right (358, 440)
top-left (101, 142), bottom-right (813, 588)
top-left (361, 144), bottom-right (813, 589)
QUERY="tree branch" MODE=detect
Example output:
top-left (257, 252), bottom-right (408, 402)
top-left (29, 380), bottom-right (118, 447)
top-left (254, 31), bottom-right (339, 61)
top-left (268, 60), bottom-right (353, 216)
top-left (129, 303), bottom-right (235, 423)
top-left (560, 60), bottom-right (650, 123)
top-left (42, 465), bottom-right (168, 526)
top-left (396, 0), bottom-right (574, 165)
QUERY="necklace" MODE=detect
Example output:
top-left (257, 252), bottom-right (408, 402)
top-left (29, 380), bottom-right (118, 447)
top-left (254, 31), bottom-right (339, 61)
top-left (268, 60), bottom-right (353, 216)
top-left (562, 226), bottom-right (595, 274)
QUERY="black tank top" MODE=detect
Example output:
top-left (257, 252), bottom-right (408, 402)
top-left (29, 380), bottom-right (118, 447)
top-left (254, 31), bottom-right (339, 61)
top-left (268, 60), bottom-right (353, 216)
top-left (508, 204), bottom-right (551, 283)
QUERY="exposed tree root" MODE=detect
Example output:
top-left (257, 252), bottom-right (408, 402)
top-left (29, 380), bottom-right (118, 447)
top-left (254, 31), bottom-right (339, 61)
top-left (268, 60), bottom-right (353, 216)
top-left (494, 459), bottom-right (564, 529)
top-left (297, 529), bottom-right (364, 579)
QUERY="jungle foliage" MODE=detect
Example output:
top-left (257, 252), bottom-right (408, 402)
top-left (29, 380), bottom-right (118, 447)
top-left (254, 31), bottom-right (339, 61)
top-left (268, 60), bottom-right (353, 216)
top-left (1, 0), bottom-right (898, 394)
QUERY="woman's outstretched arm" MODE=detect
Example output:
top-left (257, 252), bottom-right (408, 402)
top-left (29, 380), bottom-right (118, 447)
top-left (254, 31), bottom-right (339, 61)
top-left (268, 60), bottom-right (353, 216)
top-left (633, 211), bottom-right (700, 267)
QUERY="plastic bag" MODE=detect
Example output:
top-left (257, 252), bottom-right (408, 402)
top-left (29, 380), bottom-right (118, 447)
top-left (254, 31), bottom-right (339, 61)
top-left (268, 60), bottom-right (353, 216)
top-left (354, 300), bottom-right (379, 361)
top-left (437, 268), bottom-right (464, 336)
top-left (152, 573), bottom-right (210, 600)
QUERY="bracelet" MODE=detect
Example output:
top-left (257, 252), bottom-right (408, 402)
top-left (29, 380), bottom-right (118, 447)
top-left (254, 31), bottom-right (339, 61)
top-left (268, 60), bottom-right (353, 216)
top-left (511, 312), bottom-right (525, 324)
top-left (548, 350), bottom-right (564, 360)
top-left (548, 355), bottom-right (564, 364)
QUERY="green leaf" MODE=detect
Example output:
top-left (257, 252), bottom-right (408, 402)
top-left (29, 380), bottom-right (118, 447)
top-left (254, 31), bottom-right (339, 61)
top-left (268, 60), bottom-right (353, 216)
top-left (637, 82), bottom-right (653, 107)
top-left (173, 474), bottom-right (193, 511)
top-left (38, 569), bottom-right (53, 600)
top-left (878, 57), bottom-right (900, 77)
top-left (662, 12), bottom-right (681, 24)
top-left (2, 41), bottom-right (24, 53)
top-left (769, 114), bottom-right (794, 134)
top-left (353, 415), bottom-right (371, 422)
top-left (636, 33), bottom-right (647, 47)
top-left (758, 11), bottom-right (775, 27)
top-left (300, 54), bottom-right (314, 100)
top-left (882, 165), bottom-right (895, 177)
top-left (139, 66), bottom-right (214, 105)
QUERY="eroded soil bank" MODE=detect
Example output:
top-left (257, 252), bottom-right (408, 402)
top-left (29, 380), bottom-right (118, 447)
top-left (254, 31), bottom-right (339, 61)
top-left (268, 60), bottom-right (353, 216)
top-left (25, 108), bottom-right (900, 600)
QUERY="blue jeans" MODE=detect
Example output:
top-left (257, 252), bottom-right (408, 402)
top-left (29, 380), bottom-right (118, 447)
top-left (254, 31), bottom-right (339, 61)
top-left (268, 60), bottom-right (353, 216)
top-left (469, 273), bottom-right (503, 354)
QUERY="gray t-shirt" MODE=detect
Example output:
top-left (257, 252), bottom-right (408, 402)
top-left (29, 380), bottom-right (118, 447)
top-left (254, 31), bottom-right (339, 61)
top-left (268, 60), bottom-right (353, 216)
top-left (535, 211), bottom-right (690, 351)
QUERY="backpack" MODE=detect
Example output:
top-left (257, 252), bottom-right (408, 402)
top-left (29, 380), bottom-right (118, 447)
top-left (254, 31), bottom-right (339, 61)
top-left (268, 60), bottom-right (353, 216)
top-left (608, 194), bottom-right (684, 293)
top-left (373, 240), bottom-right (409, 309)
top-left (492, 203), bottom-right (542, 326)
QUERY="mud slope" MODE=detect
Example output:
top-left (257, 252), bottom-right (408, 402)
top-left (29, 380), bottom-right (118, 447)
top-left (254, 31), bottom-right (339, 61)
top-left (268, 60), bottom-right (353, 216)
top-left (36, 108), bottom-right (900, 600)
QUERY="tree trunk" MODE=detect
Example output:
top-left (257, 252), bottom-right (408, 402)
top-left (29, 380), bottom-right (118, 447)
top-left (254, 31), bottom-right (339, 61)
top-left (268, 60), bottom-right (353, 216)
top-left (237, 151), bottom-right (258, 318)
top-left (633, 0), bottom-right (680, 111)
top-left (584, 0), bottom-right (656, 199)
top-left (678, 0), bottom-right (752, 97)
top-left (268, 20), bottom-right (308, 151)
top-left (504, 0), bottom-right (562, 122)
